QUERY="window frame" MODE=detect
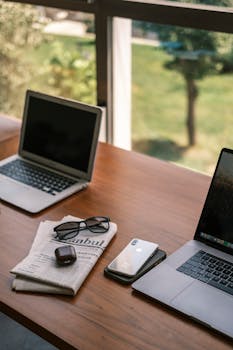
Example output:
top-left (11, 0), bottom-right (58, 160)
top-left (5, 0), bottom-right (233, 142)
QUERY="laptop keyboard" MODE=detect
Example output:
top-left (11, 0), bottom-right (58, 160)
top-left (0, 159), bottom-right (77, 195)
top-left (177, 250), bottom-right (233, 296)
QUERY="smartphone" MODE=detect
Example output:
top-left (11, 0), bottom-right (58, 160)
top-left (107, 238), bottom-right (159, 277)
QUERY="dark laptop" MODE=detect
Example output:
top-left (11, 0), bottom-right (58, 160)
top-left (133, 148), bottom-right (233, 339)
top-left (0, 90), bottom-right (102, 213)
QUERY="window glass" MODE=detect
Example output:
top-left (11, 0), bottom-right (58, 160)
top-left (0, 2), bottom-right (96, 119)
top-left (132, 20), bottom-right (233, 174)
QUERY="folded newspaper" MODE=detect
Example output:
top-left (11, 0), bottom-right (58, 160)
top-left (11, 215), bottom-right (117, 296)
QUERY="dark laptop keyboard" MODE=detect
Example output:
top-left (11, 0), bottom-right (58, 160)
top-left (177, 250), bottom-right (233, 296)
top-left (0, 159), bottom-right (77, 195)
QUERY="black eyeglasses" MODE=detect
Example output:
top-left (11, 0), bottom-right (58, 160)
top-left (53, 216), bottom-right (110, 240)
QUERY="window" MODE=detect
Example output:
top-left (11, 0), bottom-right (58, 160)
top-left (131, 21), bottom-right (233, 174)
top-left (1, 0), bottom-right (233, 173)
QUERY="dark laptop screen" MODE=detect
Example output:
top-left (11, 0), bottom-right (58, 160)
top-left (22, 95), bottom-right (96, 173)
top-left (195, 149), bottom-right (233, 253)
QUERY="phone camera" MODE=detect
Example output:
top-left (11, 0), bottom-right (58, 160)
top-left (132, 240), bottom-right (138, 246)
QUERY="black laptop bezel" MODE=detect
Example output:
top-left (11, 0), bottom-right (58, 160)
top-left (194, 147), bottom-right (233, 255)
top-left (19, 90), bottom-right (102, 181)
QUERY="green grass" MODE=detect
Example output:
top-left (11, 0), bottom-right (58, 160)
top-left (132, 43), bottom-right (233, 174)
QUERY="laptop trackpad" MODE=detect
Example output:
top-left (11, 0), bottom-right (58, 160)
top-left (171, 281), bottom-right (233, 336)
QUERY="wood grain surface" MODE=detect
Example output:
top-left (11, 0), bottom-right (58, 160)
top-left (1, 142), bottom-right (232, 350)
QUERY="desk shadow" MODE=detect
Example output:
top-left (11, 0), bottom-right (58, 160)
top-left (133, 138), bottom-right (187, 162)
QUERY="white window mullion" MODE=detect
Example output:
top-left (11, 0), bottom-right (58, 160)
top-left (113, 18), bottom-right (132, 150)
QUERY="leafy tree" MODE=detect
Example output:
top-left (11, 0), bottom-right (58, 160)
top-left (0, 2), bottom-right (96, 116)
top-left (46, 40), bottom-right (96, 105)
top-left (0, 1), bottom-right (44, 116)
top-left (156, 0), bottom-right (233, 146)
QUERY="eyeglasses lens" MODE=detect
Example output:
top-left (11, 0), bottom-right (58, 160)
top-left (85, 217), bottom-right (109, 233)
top-left (55, 222), bottom-right (80, 240)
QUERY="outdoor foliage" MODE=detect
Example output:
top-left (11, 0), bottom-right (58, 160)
top-left (0, 1), bottom-right (44, 115)
top-left (45, 40), bottom-right (96, 104)
top-left (1, 2), bottom-right (233, 174)
top-left (131, 43), bottom-right (233, 174)
top-left (155, 0), bottom-right (233, 146)
top-left (0, 2), bottom-right (96, 117)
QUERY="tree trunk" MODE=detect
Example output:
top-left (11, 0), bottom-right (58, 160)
top-left (186, 78), bottom-right (198, 146)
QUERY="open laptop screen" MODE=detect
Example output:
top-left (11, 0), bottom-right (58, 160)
top-left (20, 91), bottom-right (100, 177)
top-left (195, 148), bottom-right (233, 254)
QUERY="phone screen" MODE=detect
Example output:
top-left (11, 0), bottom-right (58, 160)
top-left (107, 239), bottom-right (158, 277)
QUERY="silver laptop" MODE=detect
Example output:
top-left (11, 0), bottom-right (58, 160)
top-left (0, 90), bottom-right (102, 213)
top-left (133, 148), bottom-right (233, 339)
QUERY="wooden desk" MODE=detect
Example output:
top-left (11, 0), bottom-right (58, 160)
top-left (0, 143), bottom-right (232, 349)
